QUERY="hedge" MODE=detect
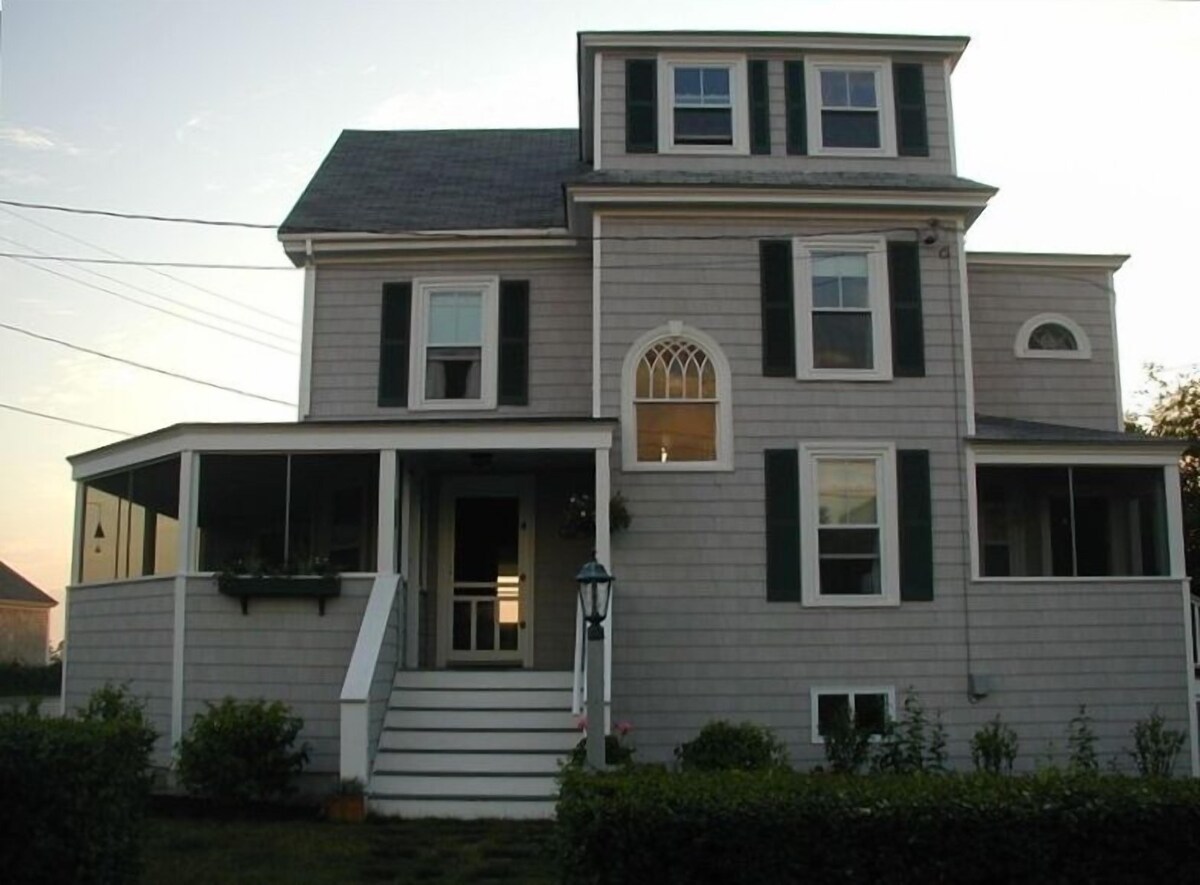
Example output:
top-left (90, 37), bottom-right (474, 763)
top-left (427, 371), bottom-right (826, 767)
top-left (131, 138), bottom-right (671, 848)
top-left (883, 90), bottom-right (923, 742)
top-left (557, 768), bottom-right (1200, 884)
top-left (0, 661), bottom-right (62, 697)
top-left (0, 710), bottom-right (153, 885)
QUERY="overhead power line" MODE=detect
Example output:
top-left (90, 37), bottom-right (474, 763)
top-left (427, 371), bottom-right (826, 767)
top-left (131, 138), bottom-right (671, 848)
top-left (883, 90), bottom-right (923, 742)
top-left (0, 321), bottom-right (297, 407)
top-left (0, 197), bottom-right (276, 229)
top-left (0, 251), bottom-right (295, 271)
top-left (0, 401), bottom-right (132, 436)
top-left (0, 204), bottom-right (298, 326)
top-left (5, 256), bottom-right (299, 355)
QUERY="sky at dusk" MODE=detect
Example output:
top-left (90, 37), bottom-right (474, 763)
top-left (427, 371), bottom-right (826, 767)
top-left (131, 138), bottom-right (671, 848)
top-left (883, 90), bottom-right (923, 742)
top-left (0, 0), bottom-right (1196, 643)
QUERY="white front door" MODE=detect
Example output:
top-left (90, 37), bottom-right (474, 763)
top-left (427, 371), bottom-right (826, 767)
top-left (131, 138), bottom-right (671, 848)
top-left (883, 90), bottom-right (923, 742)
top-left (437, 477), bottom-right (534, 668)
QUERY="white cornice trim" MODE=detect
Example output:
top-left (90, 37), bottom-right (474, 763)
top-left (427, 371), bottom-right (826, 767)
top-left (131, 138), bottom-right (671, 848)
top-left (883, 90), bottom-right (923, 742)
top-left (568, 185), bottom-right (992, 213)
top-left (579, 32), bottom-right (969, 60)
top-left (967, 252), bottom-right (1129, 271)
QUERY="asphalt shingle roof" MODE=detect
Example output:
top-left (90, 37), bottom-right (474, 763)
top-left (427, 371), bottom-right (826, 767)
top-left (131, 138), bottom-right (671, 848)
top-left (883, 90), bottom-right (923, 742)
top-left (972, 414), bottom-right (1185, 446)
top-left (0, 561), bottom-right (56, 607)
top-left (279, 129), bottom-right (584, 235)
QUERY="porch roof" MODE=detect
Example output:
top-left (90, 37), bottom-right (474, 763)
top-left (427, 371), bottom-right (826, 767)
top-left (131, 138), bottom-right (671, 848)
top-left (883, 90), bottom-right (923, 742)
top-left (970, 414), bottom-right (1189, 460)
top-left (68, 417), bottom-right (615, 481)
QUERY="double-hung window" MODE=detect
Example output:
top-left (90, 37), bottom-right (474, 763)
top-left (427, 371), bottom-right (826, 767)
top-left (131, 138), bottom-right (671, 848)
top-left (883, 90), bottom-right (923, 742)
top-left (811, 687), bottom-right (895, 743)
top-left (410, 277), bottom-right (499, 410)
top-left (659, 56), bottom-right (748, 153)
top-left (794, 236), bottom-right (892, 380)
top-left (800, 444), bottom-right (900, 606)
top-left (805, 58), bottom-right (896, 155)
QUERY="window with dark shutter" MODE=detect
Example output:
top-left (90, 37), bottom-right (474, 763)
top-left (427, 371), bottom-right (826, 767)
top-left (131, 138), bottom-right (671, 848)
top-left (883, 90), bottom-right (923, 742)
top-left (498, 280), bottom-right (530, 406)
top-left (749, 59), bottom-right (771, 155)
top-left (378, 282), bottom-right (412, 407)
top-left (888, 241), bottom-right (925, 377)
top-left (765, 448), bottom-right (801, 601)
top-left (893, 63), bottom-right (929, 157)
top-left (898, 449), bottom-right (933, 601)
top-left (784, 60), bottom-right (807, 155)
top-left (760, 240), bottom-right (796, 377)
top-left (626, 59), bottom-right (658, 153)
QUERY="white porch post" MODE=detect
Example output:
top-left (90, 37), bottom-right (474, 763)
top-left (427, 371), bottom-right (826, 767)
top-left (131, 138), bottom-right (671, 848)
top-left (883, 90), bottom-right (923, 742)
top-left (595, 446), bottom-right (612, 732)
top-left (171, 450), bottom-right (198, 759)
top-left (61, 482), bottom-right (85, 716)
top-left (378, 450), bottom-right (398, 575)
top-left (1164, 462), bottom-right (1199, 777)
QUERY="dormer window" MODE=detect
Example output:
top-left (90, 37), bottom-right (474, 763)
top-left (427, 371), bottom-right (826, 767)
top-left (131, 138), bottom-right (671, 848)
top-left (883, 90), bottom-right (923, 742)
top-left (805, 58), bottom-right (896, 156)
top-left (1015, 313), bottom-right (1092, 360)
top-left (658, 55), bottom-right (749, 154)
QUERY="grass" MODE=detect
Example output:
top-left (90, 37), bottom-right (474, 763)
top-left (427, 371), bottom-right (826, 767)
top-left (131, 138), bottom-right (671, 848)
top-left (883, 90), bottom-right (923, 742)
top-left (141, 814), bottom-right (560, 885)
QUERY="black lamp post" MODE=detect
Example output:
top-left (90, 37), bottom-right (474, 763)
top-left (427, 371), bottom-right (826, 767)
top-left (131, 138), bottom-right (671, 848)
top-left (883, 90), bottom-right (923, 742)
top-left (576, 555), bottom-right (613, 770)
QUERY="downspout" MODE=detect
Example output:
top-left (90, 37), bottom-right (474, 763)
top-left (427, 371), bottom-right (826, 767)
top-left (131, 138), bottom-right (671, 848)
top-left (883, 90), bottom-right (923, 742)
top-left (298, 238), bottom-right (316, 421)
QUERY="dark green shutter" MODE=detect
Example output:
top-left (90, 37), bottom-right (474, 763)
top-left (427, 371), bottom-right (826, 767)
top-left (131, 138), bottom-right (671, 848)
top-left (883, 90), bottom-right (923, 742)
top-left (760, 240), bottom-right (796, 377)
top-left (765, 449), bottom-right (801, 602)
top-left (626, 59), bottom-right (657, 153)
top-left (498, 280), bottom-right (530, 406)
top-left (893, 63), bottom-right (929, 157)
top-left (898, 449), bottom-right (934, 601)
top-left (888, 241), bottom-right (925, 377)
top-left (784, 60), bottom-right (807, 155)
top-left (378, 282), bottom-right (412, 407)
top-left (749, 59), bottom-right (771, 155)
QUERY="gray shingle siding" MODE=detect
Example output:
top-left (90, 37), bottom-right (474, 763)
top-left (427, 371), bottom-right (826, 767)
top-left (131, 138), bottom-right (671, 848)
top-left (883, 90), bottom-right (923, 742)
top-left (969, 262), bottom-right (1122, 431)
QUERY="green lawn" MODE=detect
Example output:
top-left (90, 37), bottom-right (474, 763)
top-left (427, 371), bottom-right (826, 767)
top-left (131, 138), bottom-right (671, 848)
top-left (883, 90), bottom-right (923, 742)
top-left (141, 815), bottom-right (560, 885)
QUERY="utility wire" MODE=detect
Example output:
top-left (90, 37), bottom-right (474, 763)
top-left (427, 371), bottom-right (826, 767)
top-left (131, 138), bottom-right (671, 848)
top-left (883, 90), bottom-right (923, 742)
top-left (0, 251), bottom-right (295, 271)
top-left (0, 197), bottom-right (276, 229)
top-left (0, 204), bottom-right (298, 325)
top-left (0, 321), bottom-right (296, 407)
top-left (5, 256), bottom-right (299, 356)
top-left (0, 401), bottom-right (132, 437)
top-left (0, 235), bottom-right (298, 346)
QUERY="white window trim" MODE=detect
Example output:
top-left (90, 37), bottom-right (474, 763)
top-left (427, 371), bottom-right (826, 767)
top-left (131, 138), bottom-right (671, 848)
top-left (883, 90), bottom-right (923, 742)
top-left (1014, 313), bottom-right (1092, 360)
top-left (794, 235), bottom-right (893, 381)
top-left (800, 442), bottom-right (900, 607)
top-left (408, 275), bottom-right (499, 411)
top-left (657, 54), bottom-right (749, 156)
top-left (805, 56), bottom-right (897, 157)
top-left (810, 685), bottom-right (897, 744)
top-left (620, 321), bottom-right (734, 472)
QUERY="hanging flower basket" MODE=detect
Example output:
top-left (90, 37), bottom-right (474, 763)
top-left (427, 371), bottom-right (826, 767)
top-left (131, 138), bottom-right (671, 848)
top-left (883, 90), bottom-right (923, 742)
top-left (560, 492), bottom-right (632, 539)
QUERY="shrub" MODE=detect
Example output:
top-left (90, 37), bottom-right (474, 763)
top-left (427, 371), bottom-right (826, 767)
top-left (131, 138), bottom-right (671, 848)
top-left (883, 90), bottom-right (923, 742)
top-left (1067, 705), bottom-right (1099, 775)
top-left (0, 660), bottom-right (62, 697)
top-left (674, 720), bottom-right (788, 772)
top-left (564, 723), bottom-right (636, 771)
top-left (1129, 710), bottom-right (1186, 778)
top-left (871, 691), bottom-right (947, 774)
top-left (971, 715), bottom-right (1019, 774)
top-left (176, 698), bottom-right (308, 803)
top-left (0, 691), bottom-right (155, 884)
top-left (822, 706), bottom-right (871, 774)
top-left (557, 768), bottom-right (1200, 885)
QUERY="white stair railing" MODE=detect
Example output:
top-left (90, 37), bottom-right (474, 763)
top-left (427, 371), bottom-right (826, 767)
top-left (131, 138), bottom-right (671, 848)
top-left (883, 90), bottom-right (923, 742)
top-left (339, 573), bottom-right (402, 783)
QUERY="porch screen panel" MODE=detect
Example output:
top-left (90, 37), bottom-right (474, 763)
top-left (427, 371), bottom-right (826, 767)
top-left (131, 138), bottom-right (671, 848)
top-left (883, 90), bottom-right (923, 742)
top-left (196, 455), bottom-right (288, 571)
top-left (288, 454), bottom-right (379, 572)
top-left (79, 456), bottom-right (180, 584)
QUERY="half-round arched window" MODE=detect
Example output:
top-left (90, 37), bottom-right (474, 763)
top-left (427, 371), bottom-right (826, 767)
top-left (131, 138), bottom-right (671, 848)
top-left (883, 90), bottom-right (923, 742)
top-left (1015, 313), bottom-right (1092, 360)
top-left (621, 323), bottom-right (733, 471)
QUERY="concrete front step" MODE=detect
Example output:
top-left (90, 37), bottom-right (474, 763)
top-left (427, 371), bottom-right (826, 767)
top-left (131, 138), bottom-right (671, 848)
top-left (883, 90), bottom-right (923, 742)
top-left (393, 670), bottom-right (573, 691)
top-left (384, 708), bottom-right (577, 731)
top-left (378, 727), bottom-right (579, 753)
top-left (368, 796), bottom-right (556, 820)
top-left (375, 750), bottom-right (565, 774)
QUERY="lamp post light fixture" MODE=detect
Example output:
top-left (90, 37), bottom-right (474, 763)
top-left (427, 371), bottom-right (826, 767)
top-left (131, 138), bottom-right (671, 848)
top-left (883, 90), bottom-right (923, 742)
top-left (576, 555), bottom-right (613, 771)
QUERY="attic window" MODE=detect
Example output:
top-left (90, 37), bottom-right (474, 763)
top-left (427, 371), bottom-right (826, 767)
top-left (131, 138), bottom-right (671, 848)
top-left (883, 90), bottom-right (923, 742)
top-left (805, 58), bottom-right (897, 156)
top-left (658, 56), bottom-right (749, 154)
top-left (1015, 313), bottom-right (1092, 360)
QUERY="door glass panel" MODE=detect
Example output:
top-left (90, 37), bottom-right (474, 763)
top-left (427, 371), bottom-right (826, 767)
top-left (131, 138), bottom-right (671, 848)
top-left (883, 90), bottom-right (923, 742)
top-left (475, 600), bottom-right (496, 651)
top-left (452, 601), bottom-right (471, 651)
top-left (454, 498), bottom-right (518, 582)
top-left (450, 495), bottom-right (521, 657)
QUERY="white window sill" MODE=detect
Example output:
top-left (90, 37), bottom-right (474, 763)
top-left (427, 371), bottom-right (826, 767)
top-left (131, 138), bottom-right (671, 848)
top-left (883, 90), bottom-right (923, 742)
top-left (1015, 351), bottom-right (1091, 361)
top-left (797, 370), bottom-right (894, 382)
top-left (407, 399), bottom-right (496, 412)
top-left (810, 145), bottom-right (897, 158)
top-left (802, 595), bottom-right (901, 608)
top-left (662, 143), bottom-right (747, 156)
top-left (622, 460), bottom-right (734, 473)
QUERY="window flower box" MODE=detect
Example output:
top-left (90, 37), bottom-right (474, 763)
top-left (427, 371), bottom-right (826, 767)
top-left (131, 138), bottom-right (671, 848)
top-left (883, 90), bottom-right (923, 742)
top-left (217, 574), bottom-right (341, 615)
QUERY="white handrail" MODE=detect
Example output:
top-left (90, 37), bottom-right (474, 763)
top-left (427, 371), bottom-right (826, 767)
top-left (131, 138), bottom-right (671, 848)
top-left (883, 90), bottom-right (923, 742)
top-left (339, 573), bottom-right (401, 783)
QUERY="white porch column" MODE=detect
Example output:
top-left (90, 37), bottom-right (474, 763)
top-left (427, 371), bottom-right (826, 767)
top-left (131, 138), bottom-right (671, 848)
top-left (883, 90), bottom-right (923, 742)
top-left (1164, 462), bottom-right (1199, 777)
top-left (377, 450), bottom-right (398, 575)
top-left (171, 450), bottom-right (198, 758)
top-left (61, 482), bottom-right (85, 715)
top-left (595, 445), bottom-right (612, 731)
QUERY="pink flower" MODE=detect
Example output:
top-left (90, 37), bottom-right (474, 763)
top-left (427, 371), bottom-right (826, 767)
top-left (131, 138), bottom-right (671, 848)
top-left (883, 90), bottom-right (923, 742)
top-left (575, 715), bottom-right (588, 732)
top-left (615, 720), bottom-right (633, 736)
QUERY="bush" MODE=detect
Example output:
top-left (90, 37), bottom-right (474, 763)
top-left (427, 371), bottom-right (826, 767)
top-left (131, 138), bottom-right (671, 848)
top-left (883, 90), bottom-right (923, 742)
top-left (1067, 705), bottom-right (1099, 775)
top-left (176, 698), bottom-right (309, 804)
top-left (971, 715), bottom-right (1019, 774)
top-left (0, 661), bottom-right (62, 697)
top-left (674, 720), bottom-right (788, 772)
top-left (557, 768), bottom-right (1200, 884)
top-left (871, 691), bottom-right (948, 774)
top-left (0, 691), bottom-right (155, 884)
top-left (822, 706), bottom-right (871, 774)
top-left (1129, 710), bottom-right (1186, 778)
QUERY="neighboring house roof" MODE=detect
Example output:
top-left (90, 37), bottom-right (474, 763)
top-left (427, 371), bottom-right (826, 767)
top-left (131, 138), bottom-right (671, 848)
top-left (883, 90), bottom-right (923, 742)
top-left (972, 415), bottom-right (1186, 447)
top-left (572, 169), bottom-right (996, 194)
top-left (278, 129), bottom-right (585, 235)
top-left (0, 561), bottom-right (56, 607)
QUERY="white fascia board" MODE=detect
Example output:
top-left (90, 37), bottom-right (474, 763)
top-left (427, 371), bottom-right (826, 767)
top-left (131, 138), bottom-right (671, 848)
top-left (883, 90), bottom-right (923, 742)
top-left (568, 186), bottom-right (993, 215)
top-left (966, 252), bottom-right (1130, 271)
top-left (70, 421), bottom-right (615, 480)
top-left (279, 229), bottom-right (580, 264)
top-left (578, 32), bottom-right (968, 61)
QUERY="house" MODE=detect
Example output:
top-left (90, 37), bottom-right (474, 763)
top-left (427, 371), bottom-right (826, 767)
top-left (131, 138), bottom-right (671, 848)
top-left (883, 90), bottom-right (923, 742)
top-left (0, 560), bottom-right (56, 666)
top-left (62, 29), bottom-right (1197, 817)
